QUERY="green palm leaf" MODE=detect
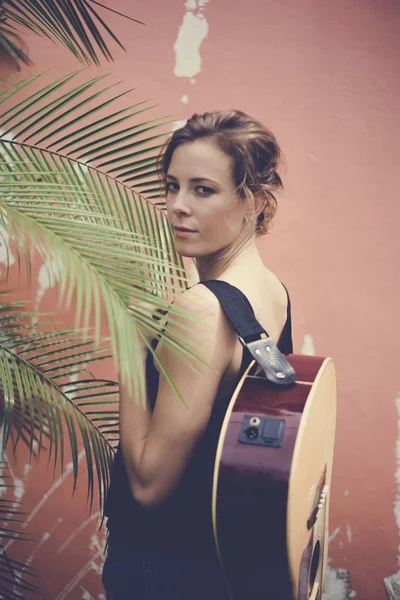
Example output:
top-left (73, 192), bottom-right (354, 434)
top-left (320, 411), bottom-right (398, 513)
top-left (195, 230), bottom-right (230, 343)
top-left (0, 18), bottom-right (32, 68)
top-left (1, 0), bottom-right (142, 68)
top-left (0, 71), bottom-right (197, 398)
top-left (0, 295), bottom-right (119, 510)
top-left (0, 70), bottom-right (169, 197)
top-left (0, 459), bottom-right (40, 598)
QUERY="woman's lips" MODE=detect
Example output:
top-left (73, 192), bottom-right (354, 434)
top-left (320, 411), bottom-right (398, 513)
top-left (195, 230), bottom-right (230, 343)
top-left (173, 227), bottom-right (196, 238)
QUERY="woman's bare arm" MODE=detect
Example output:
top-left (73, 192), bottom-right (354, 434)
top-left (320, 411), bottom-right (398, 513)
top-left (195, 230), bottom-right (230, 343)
top-left (119, 285), bottom-right (236, 507)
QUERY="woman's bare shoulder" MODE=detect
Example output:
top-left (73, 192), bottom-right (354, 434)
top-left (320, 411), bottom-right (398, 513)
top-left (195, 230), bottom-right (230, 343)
top-left (157, 283), bottom-right (236, 373)
top-left (168, 284), bottom-right (237, 351)
top-left (221, 265), bottom-right (288, 308)
top-left (263, 267), bottom-right (289, 307)
top-left (220, 266), bottom-right (288, 344)
top-left (173, 283), bottom-right (223, 318)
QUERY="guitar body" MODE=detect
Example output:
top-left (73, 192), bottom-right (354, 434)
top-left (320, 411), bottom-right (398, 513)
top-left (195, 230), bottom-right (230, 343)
top-left (212, 354), bottom-right (337, 600)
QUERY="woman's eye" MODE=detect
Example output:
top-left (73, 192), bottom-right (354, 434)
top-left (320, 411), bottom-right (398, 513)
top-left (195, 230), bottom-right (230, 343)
top-left (166, 182), bottom-right (179, 193)
top-left (196, 186), bottom-right (215, 196)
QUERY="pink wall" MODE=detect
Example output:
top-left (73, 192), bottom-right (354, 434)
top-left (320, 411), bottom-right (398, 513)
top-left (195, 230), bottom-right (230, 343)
top-left (1, 1), bottom-right (399, 598)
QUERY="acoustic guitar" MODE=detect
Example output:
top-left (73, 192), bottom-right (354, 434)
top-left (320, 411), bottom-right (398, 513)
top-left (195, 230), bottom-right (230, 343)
top-left (212, 353), bottom-right (337, 600)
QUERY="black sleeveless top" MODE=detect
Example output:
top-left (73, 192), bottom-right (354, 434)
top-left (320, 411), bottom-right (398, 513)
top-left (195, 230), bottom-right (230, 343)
top-left (104, 283), bottom-right (293, 560)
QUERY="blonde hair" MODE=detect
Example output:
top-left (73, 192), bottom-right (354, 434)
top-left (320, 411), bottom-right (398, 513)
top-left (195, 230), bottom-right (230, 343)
top-left (159, 109), bottom-right (284, 235)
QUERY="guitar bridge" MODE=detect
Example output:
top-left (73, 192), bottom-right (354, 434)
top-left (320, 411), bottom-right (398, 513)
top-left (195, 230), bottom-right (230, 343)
top-left (307, 467), bottom-right (329, 530)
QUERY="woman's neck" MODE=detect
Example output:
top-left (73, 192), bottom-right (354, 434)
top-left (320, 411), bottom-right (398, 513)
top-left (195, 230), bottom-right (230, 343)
top-left (195, 237), bottom-right (264, 282)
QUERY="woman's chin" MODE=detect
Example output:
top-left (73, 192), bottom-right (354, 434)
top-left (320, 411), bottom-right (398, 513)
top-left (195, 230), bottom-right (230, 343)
top-left (175, 248), bottom-right (199, 258)
top-left (173, 239), bottom-right (197, 258)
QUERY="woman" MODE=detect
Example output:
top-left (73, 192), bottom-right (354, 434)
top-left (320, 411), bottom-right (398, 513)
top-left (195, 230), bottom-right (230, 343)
top-left (102, 110), bottom-right (293, 599)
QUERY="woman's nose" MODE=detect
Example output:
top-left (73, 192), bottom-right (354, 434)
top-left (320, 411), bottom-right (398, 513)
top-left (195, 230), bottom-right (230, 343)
top-left (172, 191), bottom-right (191, 215)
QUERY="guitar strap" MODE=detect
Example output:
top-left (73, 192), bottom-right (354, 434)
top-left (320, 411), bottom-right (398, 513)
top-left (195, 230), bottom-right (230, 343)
top-left (200, 280), bottom-right (297, 386)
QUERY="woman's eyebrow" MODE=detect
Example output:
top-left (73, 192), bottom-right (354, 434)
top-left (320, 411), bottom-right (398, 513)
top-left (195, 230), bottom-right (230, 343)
top-left (166, 174), bottom-right (218, 185)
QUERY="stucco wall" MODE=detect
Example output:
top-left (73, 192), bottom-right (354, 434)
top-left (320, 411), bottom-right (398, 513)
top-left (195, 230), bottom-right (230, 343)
top-left (1, 1), bottom-right (399, 598)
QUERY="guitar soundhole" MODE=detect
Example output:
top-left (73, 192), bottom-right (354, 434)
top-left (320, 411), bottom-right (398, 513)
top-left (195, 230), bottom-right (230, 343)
top-left (309, 540), bottom-right (321, 593)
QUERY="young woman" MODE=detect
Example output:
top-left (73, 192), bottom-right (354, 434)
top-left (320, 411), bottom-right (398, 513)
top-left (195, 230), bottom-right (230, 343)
top-left (102, 110), bottom-right (293, 599)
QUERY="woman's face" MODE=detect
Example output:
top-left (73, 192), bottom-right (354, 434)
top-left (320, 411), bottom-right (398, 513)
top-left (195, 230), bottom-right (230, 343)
top-left (166, 139), bottom-right (247, 258)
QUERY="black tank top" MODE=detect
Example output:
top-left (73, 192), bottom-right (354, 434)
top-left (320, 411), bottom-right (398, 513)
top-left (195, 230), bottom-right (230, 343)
top-left (104, 282), bottom-right (293, 559)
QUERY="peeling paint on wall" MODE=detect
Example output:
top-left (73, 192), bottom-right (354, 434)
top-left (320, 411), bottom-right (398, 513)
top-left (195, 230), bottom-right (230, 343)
top-left (0, 129), bottom-right (14, 143)
top-left (54, 530), bottom-right (107, 600)
top-left (0, 220), bottom-right (15, 271)
top-left (57, 512), bottom-right (99, 555)
top-left (23, 518), bottom-right (62, 570)
top-left (324, 528), bottom-right (356, 598)
top-left (73, 161), bottom-right (89, 184)
top-left (172, 119), bottom-right (187, 131)
top-left (322, 565), bottom-right (354, 599)
top-left (384, 571), bottom-right (400, 600)
top-left (54, 548), bottom-right (104, 600)
top-left (174, 0), bottom-right (210, 80)
top-left (394, 392), bottom-right (400, 561)
top-left (0, 131), bottom-right (16, 274)
top-left (346, 525), bottom-right (352, 544)
top-left (35, 256), bottom-right (64, 308)
top-left (382, 393), bottom-right (400, 598)
top-left (329, 527), bottom-right (340, 542)
top-left (2, 451), bottom-right (30, 554)
top-left (301, 333), bottom-right (316, 356)
top-left (20, 449), bottom-right (85, 532)
top-left (81, 590), bottom-right (106, 600)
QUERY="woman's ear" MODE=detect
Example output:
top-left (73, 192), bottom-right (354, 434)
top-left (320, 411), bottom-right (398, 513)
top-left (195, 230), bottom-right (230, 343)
top-left (253, 192), bottom-right (267, 217)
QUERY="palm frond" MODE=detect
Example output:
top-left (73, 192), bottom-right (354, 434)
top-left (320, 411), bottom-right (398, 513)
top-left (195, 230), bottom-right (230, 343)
top-left (0, 22), bottom-right (32, 69)
top-left (0, 459), bottom-right (40, 598)
top-left (0, 295), bottom-right (119, 510)
top-left (0, 72), bottom-right (193, 397)
top-left (1, 0), bottom-right (143, 68)
top-left (0, 70), bottom-right (169, 197)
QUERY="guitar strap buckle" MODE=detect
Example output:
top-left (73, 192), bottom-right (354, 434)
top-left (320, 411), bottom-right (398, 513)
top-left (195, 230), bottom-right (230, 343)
top-left (239, 335), bottom-right (297, 385)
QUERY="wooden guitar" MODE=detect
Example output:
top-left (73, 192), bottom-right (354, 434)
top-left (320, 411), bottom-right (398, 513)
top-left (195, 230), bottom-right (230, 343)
top-left (212, 354), bottom-right (337, 600)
